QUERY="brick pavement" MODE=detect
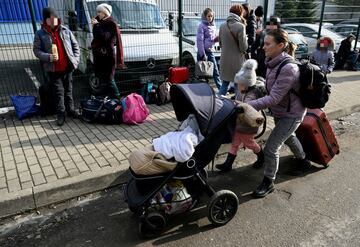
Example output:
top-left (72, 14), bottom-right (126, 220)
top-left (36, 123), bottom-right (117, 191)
top-left (0, 71), bottom-right (359, 217)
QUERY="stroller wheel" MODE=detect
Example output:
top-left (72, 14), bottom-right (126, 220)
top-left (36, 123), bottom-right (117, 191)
top-left (207, 190), bottom-right (239, 226)
top-left (138, 212), bottom-right (166, 238)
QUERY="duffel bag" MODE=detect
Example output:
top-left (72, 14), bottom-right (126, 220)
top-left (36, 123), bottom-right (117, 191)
top-left (80, 96), bottom-right (123, 124)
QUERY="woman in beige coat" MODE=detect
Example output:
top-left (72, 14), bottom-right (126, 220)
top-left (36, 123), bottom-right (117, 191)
top-left (219, 5), bottom-right (248, 96)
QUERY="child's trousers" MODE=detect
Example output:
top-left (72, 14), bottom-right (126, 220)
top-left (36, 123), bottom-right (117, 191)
top-left (230, 132), bottom-right (261, 155)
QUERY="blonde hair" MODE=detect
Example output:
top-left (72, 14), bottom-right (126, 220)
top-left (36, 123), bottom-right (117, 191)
top-left (266, 29), bottom-right (297, 57)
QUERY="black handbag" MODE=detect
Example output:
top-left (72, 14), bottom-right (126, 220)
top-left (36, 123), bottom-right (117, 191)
top-left (80, 96), bottom-right (123, 124)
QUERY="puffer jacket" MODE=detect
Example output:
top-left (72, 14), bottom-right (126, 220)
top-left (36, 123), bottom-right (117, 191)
top-left (249, 52), bottom-right (306, 119)
top-left (33, 24), bottom-right (80, 72)
top-left (196, 15), bottom-right (217, 59)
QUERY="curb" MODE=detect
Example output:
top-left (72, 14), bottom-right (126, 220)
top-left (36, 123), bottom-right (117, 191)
top-left (0, 165), bottom-right (129, 219)
top-left (1, 104), bottom-right (359, 219)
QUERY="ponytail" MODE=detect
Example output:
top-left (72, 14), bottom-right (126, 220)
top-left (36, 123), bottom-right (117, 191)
top-left (286, 41), bottom-right (297, 58)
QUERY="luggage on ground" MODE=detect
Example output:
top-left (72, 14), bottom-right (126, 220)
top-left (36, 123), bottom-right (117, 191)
top-left (39, 83), bottom-right (56, 115)
top-left (168, 67), bottom-right (189, 84)
top-left (80, 96), bottom-right (123, 124)
top-left (122, 93), bottom-right (149, 125)
top-left (141, 81), bottom-right (159, 105)
top-left (296, 109), bottom-right (339, 166)
top-left (10, 95), bottom-right (39, 120)
top-left (158, 81), bottom-right (171, 105)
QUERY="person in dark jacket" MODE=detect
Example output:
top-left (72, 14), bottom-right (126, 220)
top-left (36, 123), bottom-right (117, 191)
top-left (33, 7), bottom-right (80, 126)
top-left (254, 6), bottom-right (264, 37)
top-left (91, 3), bottom-right (125, 98)
top-left (251, 16), bottom-right (281, 78)
top-left (335, 34), bottom-right (359, 71)
top-left (242, 3), bottom-right (256, 53)
top-left (248, 29), bottom-right (311, 198)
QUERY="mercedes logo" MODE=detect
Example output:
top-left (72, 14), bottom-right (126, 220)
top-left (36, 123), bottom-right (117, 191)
top-left (146, 58), bottom-right (156, 69)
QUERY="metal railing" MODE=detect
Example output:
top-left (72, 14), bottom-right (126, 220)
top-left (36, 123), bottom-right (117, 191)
top-left (0, 0), bottom-right (359, 108)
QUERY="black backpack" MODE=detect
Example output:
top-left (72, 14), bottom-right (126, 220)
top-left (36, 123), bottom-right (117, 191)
top-left (80, 96), bottom-right (123, 124)
top-left (275, 59), bottom-right (331, 109)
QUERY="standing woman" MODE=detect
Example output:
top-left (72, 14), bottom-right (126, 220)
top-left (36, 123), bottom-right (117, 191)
top-left (218, 5), bottom-right (248, 96)
top-left (196, 8), bottom-right (221, 90)
top-left (248, 29), bottom-right (311, 198)
top-left (91, 3), bottom-right (124, 98)
top-left (242, 3), bottom-right (256, 54)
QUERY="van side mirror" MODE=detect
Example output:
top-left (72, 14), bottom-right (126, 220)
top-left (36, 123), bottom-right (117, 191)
top-left (168, 12), bottom-right (174, 31)
top-left (68, 10), bottom-right (78, 31)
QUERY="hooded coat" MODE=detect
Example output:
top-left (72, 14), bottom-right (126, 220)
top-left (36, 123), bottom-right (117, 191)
top-left (196, 14), bottom-right (217, 59)
top-left (91, 16), bottom-right (124, 82)
top-left (219, 13), bottom-right (248, 82)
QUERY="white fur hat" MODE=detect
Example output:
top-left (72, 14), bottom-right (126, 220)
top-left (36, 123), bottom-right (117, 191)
top-left (234, 59), bottom-right (258, 87)
top-left (96, 3), bottom-right (112, 17)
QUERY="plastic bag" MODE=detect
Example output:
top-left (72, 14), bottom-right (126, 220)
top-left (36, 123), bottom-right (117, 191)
top-left (10, 95), bottom-right (39, 120)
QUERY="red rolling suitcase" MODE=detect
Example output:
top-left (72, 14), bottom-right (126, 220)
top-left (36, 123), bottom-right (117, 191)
top-left (168, 67), bottom-right (189, 84)
top-left (296, 109), bottom-right (340, 166)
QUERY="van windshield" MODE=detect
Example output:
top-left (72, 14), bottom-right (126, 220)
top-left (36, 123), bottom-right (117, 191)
top-left (87, 1), bottom-right (165, 29)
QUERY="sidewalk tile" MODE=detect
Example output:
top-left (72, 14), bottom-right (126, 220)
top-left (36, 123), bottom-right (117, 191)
top-left (68, 169), bottom-right (80, 177)
top-left (8, 179), bottom-right (21, 192)
top-left (46, 175), bottom-right (58, 183)
top-left (6, 169), bottom-right (18, 180)
top-left (19, 171), bottom-right (32, 182)
top-left (17, 162), bottom-right (29, 173)
top-left (77, 162), bottom-right (90, 173)
top-left (0, 177), bottom-right (6, 189)
top-left (33, 173), bottom-right (46, 186)
top-left (29, 165), bottom-right (42, 175)
top-left (21, 181), bottom-right (33, 190)
top-left (54, 167), bottom-right (69, 179)
top-left (87, 163), bottom-right (101, 171)
top-left (27, 157), bottom-right (39, 166)
top-left (83, 155), bottom-right (96, 165)
top-left (42, 166), bottom-right (55, 177)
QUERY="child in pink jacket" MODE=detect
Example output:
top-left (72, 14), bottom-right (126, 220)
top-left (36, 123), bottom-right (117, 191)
top-left (216, 59), bottom-right (266, 172)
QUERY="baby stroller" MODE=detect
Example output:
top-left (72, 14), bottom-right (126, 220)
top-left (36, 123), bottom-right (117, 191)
top-left (125, 83), bottom-right (243, 237)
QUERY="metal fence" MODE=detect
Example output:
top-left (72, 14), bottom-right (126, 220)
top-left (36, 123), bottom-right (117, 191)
top-left (0, 0), bottom-right (359, 108)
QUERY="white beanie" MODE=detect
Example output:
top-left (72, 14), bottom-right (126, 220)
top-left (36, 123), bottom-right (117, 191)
top-left (96, 3), bottom-right (112, 17)
top-left (234, 59), bottom-right (258, 87)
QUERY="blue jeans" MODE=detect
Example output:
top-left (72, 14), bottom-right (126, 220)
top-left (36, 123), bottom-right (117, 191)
top-left (219, 80), bottom-right (230, 96)
top-left (198, 50), bottom-right (221, 90)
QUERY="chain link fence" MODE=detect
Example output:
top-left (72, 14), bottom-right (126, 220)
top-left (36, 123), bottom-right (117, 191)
top-left (0, 0), bottom-right (359, 108)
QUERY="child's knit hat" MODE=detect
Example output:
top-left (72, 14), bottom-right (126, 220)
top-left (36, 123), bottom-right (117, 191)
top-left (234, 59), bottom-right (258, 87)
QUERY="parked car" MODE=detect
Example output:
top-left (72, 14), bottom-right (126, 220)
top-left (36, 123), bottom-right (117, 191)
top-left (283, 27), bottom-right (309, 59)
top-left (330, 24), bottom-right (359, 39)
top-left (337, 19), bottom-right (359, 25)
top-left (282, 23), bottom-right (345, 53)
top-left (49, 0), bottom-right (179, 94)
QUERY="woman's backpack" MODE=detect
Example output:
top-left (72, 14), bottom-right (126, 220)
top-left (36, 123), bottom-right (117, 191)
top-left (275, 59), bottom-right (331, 109)
top-left (122, 93), bottom-right (150, 125)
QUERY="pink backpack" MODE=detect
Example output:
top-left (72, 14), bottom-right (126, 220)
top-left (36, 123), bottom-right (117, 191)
top-left (122, 93), bottom-right (150, 125)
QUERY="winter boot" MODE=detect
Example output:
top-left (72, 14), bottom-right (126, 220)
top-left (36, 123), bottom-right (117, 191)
top-left (252, 149), bottom-right (264, 169)
top-left (215, 153), bottom-right (236, 172)
top-left (252, 176), bottom-right (275, 198)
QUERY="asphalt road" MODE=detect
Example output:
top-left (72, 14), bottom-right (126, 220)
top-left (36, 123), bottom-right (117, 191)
top-left (0, 112), bottom-right (360, 247)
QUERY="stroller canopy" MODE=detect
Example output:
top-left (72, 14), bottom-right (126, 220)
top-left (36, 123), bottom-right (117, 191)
top-left (170, 83), bottom-right (235, 136)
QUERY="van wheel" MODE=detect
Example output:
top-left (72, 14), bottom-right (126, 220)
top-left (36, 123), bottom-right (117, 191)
top-left (89, 72), bottom-right (104, 95)
top-left (182, 53), bottom-right (195, 76)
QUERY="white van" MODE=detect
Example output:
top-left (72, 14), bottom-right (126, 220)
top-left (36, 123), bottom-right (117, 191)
top-left (49, 0), bottom-right (179, 94)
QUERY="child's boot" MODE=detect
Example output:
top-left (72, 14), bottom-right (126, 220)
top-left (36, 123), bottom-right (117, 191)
top-left (216, 153), bottom-right (237, 172)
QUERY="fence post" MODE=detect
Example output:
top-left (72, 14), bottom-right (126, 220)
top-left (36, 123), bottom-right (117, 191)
top-left (317, 0), bottom-right (326, 39)
top-left (263, 0), bottom-right (269, 29)
top-left (178, 0), bottom-right (183, 66)
top-left (354, 17), bottom-right (360, 51)
top-left (27, 0), bottom-right (38, 33)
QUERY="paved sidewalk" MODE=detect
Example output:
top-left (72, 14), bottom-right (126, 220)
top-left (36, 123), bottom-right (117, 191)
top-left (0, 71), bottom-right (359, 218)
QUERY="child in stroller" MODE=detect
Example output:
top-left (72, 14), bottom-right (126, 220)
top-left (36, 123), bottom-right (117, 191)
top-left (125, 83), bottom-right (248, 238)
top-left (216, 59), bottom-right (266, 172)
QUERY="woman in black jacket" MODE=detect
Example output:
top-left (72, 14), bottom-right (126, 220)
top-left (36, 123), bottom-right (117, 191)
top-left (91, 3), bottom-right (125, 98)
top-left (242, 3), bottom-right (256, 54)
top-left (335, 34), bottom-right (359, 71)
